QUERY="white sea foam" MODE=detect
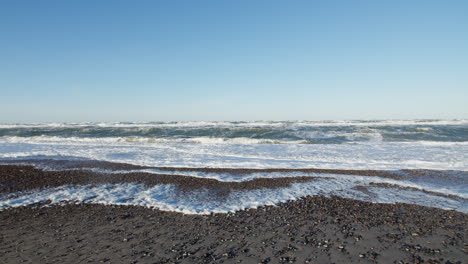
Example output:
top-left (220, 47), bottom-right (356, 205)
top-left (1, 119), bottom-right (467, 129)
top-left (1, 174), bottom-right (465, 214)
top-left (2, 135), bottom-right (468, 146)
top-left (47, 168), bottom-right (464, 200)
top-left (1, 136), bottom-right (467, 170)
top-left (0, 136), bottom-right (308, 145)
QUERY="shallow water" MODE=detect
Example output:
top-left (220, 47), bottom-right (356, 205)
top-left (0, 120), bottom-right (466, 214)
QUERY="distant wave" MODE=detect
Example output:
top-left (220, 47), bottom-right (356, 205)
top-left (0, 136), bottom-right (310, 145)
top-left (2, 135), bottom-right (468, 146)
top-left (0, 119), bottom-right (467, 143)
top-left (1, 119), bottom-right (467, 129)
top-left (0, 120), bottom-right (466, 171)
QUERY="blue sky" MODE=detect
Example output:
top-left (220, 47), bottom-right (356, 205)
top-left (1, 0), bottom-right (467, 122)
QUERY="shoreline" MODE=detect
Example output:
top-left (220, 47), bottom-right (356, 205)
top-left (1, 195), bottom-right (466, 263)
top-left (1, 164), bottom-right (466, 212)
top-left (0, 165), bottom-right (320, 194)
top-left (2, 160), bottom-right (466, 194)
top-left (4, 158), bottom-right (461, 179)
top-left (0, 162), bottom-right (466, 263)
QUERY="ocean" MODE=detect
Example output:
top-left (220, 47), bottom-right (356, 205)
top-left (0, 120), bottom-right (467, 214)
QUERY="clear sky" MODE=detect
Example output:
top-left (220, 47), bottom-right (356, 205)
top-left (1, 0), bottom-right (467, 122)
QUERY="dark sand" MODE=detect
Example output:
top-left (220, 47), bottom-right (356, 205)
top-left (0, 165), bottom-right (317, 194)
top-left (1, 197), bottom-right (466, 264)
top-left (0, 159), bottom-right (409, 179)
top-left (0, 165), bottom-right (467, 263)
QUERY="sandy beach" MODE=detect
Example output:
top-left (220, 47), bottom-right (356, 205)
top-left (0, 165), bottom-right (466, 263)
top-left (1, 196), bottom-right (466, 263)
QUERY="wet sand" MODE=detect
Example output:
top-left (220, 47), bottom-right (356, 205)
top-left (0, 165), bottom-right (317, 194)
top-left (0, 159), bottom-right (409, 178)
top-left (0, 164), bottom-right (466, 263)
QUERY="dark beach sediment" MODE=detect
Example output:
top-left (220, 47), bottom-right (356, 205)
top-left (0, 160), bottom-right (423, 195)
top-left (0, 165), bottom-right (318, 194)
top-left (0, 158), bottom-right (410, 179)
top-left (0, 196), bottom-right (466, 264)
top-left (0, 164), bottom-right (466, 263)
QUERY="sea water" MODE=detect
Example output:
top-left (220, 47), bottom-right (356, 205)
top-left (0, 120), bottom-right (466, 214)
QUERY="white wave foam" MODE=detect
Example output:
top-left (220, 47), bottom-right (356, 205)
top-left (1, 119), bottom-right (467, 129)
top-left (2, 134), bottom-right (468, 147)
top-left (1, 137), bottom-right (467, 170)
top-left (14, 160), bottom-right (463, 200)
top-left (0, 134), bottom-right (399, 146)
top-left (0, 136), bottom-right (309, 145)
top-left (82, 168), bottom-right (468, 199)
top-left (1, 175), bottom-right (465, 214)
